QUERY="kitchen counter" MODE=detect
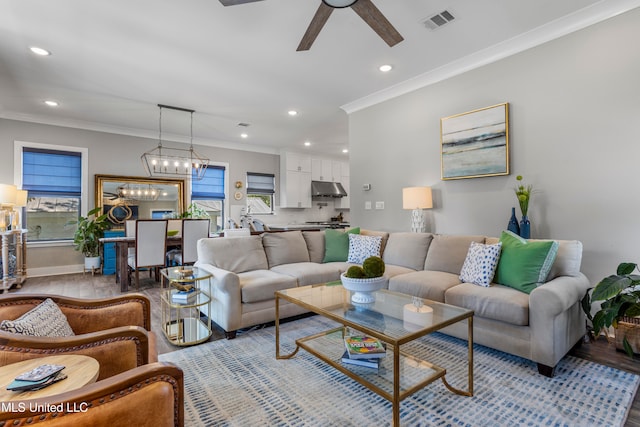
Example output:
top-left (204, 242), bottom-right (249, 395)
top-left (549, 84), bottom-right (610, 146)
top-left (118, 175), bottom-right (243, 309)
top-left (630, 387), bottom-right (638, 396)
top-left (267, 222), bottom-right (350, 231)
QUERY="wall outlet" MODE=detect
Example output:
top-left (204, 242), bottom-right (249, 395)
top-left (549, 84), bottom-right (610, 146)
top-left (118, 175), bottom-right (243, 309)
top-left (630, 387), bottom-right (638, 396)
top-left (375, 201), bottom-right (385, 210)
top-left (365, 201), bottom-right (372, 210)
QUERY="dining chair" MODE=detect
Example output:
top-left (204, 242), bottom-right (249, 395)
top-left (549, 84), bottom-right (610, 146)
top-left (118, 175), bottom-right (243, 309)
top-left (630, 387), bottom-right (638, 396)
top-left (127, 220), bottom-right (168, 289)
top-left (251, 218), bottom-right (269, 232)
top-left (223, 228), bottom-right (251, 238)
top-left (172, 218), bottom-right (210, 266)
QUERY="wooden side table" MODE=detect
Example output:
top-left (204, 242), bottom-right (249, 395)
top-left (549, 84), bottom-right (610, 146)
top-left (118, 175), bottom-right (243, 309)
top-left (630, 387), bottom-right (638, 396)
top-left (0, 355), bottom-right (99, 402)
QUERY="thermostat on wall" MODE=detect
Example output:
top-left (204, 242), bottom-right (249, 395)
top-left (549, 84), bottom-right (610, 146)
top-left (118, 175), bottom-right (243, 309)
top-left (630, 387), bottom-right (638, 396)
top-left (363, 184), bottom-right (371, 191)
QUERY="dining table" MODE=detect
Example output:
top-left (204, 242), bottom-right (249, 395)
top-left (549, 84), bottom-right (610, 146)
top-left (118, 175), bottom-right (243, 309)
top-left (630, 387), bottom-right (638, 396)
top-left (99, 235), bottom-right (185, 292)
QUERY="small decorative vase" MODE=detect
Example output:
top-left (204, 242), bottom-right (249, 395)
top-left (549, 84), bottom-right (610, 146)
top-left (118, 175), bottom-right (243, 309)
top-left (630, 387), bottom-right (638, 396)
top-left (507, 207), bottom-right (520, 235)
top-left (519, 215), bottom-right (531, 239)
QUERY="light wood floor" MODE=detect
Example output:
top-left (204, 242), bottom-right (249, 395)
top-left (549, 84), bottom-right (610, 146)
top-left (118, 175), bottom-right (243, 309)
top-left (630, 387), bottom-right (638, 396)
top-left (6, 273), bottom-right (640, 426)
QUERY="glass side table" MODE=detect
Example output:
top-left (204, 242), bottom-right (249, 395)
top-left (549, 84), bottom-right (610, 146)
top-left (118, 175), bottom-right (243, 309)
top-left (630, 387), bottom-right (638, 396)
top-left (160, 266), bottom-right (213, 346)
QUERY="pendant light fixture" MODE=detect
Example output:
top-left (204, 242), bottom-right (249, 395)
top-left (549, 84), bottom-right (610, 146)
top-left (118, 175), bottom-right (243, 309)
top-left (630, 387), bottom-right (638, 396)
top-left (141, 104), bottom-right (209, 180)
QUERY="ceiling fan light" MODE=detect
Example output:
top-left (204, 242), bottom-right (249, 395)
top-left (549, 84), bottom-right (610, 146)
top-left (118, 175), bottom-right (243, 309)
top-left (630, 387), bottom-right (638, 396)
top-left (322, 0), bottom-right (357, 8)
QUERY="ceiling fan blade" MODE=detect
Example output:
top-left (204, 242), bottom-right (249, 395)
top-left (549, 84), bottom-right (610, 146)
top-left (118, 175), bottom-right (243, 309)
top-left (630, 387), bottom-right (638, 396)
top-left (297, 3), bottom-right (334, 51)
top-left (351, 0), bottom-right (403, 47)
top-left (218, 0), bottom-right (264, 6)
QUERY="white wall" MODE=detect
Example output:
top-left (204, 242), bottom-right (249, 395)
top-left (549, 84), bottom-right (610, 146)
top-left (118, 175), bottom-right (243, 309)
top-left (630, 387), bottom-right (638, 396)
top-left (348, 8), bottom-right (640, 284)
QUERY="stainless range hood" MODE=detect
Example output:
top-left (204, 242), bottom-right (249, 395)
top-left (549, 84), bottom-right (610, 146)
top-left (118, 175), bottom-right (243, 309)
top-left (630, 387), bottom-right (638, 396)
top-left (311, 181), bottom-right (347, 198)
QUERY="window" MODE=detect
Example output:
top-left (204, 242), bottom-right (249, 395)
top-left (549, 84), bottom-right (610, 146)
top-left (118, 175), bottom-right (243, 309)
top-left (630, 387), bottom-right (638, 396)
top-left (246, 172), bottom-right (275, 215)
top-left (191, 165), bottom-right (226, 232)
top-left (18, 144), bottom-right (86, 242)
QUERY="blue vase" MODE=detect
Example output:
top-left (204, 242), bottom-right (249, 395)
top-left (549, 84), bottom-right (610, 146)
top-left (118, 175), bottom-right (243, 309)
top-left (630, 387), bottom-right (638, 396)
top-left (507, 207), bottom-right (520, 235)
top-left (519, 215), bottom-right (531, 239)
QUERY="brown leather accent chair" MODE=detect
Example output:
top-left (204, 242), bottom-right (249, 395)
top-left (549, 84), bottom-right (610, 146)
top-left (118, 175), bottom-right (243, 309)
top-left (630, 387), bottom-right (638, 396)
top-left (0, 362), bottom-right (184, 426)
top-left (0, 294), bottom-right (158, 380)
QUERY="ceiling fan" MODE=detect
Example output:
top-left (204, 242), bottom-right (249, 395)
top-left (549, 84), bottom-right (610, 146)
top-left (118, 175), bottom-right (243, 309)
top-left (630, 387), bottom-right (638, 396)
top-left (218, 0), bottom-right (404, 51)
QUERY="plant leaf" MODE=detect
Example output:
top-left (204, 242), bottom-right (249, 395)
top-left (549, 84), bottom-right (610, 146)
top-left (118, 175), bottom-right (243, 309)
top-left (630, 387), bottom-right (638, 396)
top-left (581, 289), bottom-right (593, 321)
top-left (618, 263), bottom-right (637, 275)
top-left (624, 303), bottom-right (640, 317)
top-left (623, 337), bottom-right (635, 357)
top-left (591, 275), bottom-right (633, 301)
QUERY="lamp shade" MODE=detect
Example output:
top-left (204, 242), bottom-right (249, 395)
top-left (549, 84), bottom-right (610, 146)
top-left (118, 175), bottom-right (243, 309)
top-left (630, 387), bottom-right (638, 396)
top-left (0, 184), bottom-right (17, 205)
top-left (15, 190), bottom-right (28, 207)
top-left (322, 0), bottom-right (357, 7)
top-left (402, 187), bottom-right (433, 210)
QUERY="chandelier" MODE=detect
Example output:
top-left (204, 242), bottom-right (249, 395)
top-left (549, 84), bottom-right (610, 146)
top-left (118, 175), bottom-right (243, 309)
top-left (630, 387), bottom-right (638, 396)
top-left (141, 104), bottom-right (209, 180)
top-left (117, 184), bottom-right (160, 202)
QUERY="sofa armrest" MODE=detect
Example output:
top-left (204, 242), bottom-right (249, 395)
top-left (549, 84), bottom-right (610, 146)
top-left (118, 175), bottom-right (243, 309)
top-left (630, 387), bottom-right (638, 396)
top-left (0, 362), bottom-right (184, 427)
top-left (195, 262), bottom-right (242, 332)
top-left (529, 273), bottom-right (591, 368)
top-left (529, 273), bottom-right (591, 318)
top-left (0, 326), bottom-right (152, 380)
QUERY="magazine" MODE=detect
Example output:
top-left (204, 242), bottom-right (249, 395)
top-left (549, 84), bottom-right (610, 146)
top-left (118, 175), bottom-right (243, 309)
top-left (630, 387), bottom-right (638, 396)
top-left (343, 335), bottom-right (386, 360)
top-left (340, 350), bottom-right (381, 369)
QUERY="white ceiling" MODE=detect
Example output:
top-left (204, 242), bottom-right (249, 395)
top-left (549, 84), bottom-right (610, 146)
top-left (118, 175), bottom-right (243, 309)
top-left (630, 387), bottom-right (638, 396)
top-left (0, 0), bottom-right (634, 158)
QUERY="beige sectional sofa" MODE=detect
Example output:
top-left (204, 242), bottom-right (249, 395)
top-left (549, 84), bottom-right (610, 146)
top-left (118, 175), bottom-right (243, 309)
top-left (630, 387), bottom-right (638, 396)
top-left (195, 229), bottom-right (590, 377)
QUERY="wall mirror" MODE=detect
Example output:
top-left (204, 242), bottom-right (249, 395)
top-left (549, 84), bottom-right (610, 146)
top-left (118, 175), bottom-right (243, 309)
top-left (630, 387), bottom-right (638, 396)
top-left (95, 175), bottom-right (185, 227)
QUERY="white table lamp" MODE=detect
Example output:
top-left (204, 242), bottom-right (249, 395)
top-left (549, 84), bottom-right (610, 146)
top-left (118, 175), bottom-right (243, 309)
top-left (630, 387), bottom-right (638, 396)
top-left (402, 187), bottom-right (432, 233)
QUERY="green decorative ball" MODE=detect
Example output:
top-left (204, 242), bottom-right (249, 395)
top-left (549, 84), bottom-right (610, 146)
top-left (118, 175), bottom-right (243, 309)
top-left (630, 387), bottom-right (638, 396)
top-left (362, 256), bottom-right (385, 278)
top-left (345, 265), bottom-right (366, 278)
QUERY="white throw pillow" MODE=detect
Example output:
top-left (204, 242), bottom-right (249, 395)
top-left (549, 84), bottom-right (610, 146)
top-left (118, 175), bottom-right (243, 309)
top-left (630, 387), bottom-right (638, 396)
top-left (347, 234), bottom-right (383, 264)
top-left (0, 298), bottom-right (75, 337)
top-left (459, 241), bottom-right (503, 287)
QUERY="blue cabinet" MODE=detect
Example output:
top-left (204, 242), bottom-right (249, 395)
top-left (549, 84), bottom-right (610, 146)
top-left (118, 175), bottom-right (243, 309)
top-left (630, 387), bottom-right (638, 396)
top-left (102, 229), bottom-right (124, 275)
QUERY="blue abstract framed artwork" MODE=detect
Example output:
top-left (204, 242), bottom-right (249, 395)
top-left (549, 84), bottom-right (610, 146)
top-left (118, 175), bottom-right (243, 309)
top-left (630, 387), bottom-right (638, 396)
top-left (441, 102), bottom-right (509, 180)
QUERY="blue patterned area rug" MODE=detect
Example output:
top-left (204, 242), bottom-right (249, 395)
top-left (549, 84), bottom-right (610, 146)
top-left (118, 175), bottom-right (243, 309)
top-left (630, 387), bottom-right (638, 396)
top-left (159, 316), bottom-right (639, 426)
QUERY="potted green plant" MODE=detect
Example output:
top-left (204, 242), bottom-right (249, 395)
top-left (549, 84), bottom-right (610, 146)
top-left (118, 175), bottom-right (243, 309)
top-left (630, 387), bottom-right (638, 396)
top-left (340, 256), bottom-right (387, 304)
top-left (581, 262), bottom-right (640, 356)
top-left (180, 202), bottom-right (210, 219)
top-left (67, 206), bottom-right (111, 271)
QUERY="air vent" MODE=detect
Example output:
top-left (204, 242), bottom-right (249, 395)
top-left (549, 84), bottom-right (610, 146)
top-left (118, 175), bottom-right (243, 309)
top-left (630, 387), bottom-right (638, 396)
top-left (422, 10), bottom-right (456, 31)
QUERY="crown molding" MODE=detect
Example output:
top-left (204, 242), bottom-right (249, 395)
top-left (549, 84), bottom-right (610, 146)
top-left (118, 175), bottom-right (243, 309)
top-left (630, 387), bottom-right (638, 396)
top-left (341, 0), bottom-right (640, 114)
top-left (0, 111), bottom-right (280, 155)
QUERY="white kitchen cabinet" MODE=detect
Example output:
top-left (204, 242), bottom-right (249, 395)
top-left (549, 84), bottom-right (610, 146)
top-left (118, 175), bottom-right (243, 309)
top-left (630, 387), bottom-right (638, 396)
top-left (312, 158), bottom-right (342, 182)
top-left (280, 153), bottom-right (312, 208)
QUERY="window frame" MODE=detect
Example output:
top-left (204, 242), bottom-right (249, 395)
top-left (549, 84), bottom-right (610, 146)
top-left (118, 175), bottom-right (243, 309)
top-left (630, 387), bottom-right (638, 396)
top-left (246, 172), bottom-right (275, 215)
top-left (14, 141), bottom-right (89, 247)
top-left (189, 161), bottom-right (229, 233)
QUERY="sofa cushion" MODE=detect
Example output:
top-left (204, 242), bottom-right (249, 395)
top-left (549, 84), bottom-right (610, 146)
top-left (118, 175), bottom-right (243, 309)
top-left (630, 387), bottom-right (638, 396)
top-left (445, 283), bottom-right (530, 326)
top-left (494, 230), bottom-right (559, 294)
top-left (459, 241), bottom-right (502, 287)
top-left (271, 262), bottom-right (343, 287)
top-left (197, 236), bottom-right (268, 273)
top-left (424, 234), bottom-right (486, 274)
top-left (347, 234), bottom-right (382, 264)
top-left (389, 270), bottom-right (461, 303)
top-left (238, 270), bottom-right (298, 303)
top-left (303, 231), bottom-right (325, 263)
top-left (262, 231), bottom-right (310, 268)
top-left (382, 233), bottom-right (433, 271)
top-left (0, 298), bottom-right (75, 337)
top-left (323, 228), bottom-right (360, 263)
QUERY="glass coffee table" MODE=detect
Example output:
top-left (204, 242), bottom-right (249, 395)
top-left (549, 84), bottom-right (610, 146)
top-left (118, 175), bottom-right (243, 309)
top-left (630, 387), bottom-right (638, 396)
top-left (275, 283), bottom-right (474, 427)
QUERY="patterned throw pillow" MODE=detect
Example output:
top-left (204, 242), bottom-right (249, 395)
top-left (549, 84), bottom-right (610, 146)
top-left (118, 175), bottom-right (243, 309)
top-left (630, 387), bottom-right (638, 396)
top-left (459, 241), bottom-right (503, 287)
top-left (0, 298), bottom-right (75, 337)
top-left (347, 234), bottom-right (383, 264)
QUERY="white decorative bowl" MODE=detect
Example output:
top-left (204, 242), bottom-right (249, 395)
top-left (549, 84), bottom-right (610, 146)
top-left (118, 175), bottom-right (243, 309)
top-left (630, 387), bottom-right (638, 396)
top-left (340, 273), bottom-right (388, 304)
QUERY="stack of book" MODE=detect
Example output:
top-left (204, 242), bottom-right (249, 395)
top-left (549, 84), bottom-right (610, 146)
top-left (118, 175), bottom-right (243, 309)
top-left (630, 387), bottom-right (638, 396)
top-left (7, 364), bottom-right (67, 391)
top-left (171, 287), bottom-right (198, 304)
top-left (341, 335), bottom-right (386, 369)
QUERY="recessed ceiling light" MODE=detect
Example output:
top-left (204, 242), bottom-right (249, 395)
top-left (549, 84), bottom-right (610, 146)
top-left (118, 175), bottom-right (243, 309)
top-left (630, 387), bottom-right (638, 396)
top-left (288, 110), bottom-right (298, 116)
top-left (30, 46), bottom-right (51, 56)
top-left (304, 141), bottom-right (311, 146)
top-left (342, 149), bottom-right (349, 154)
top-left (240, 133), bottom-right (248, 138)
top-left (379, 64), bottom-right (393, 72)
top-left (44, 100), bottom-right (58, 107)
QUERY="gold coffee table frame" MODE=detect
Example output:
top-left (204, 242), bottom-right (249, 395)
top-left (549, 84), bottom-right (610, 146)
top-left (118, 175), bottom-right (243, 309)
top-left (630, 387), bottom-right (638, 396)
top-left (275, 284), bottom-right (473, 427)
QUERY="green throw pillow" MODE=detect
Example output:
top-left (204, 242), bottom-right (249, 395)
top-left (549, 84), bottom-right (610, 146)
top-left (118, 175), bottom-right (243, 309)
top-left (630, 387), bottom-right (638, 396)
top-left (494, 230), bottom-right (559, 294)
top-left (323, 228), bottom-right (360, 263)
